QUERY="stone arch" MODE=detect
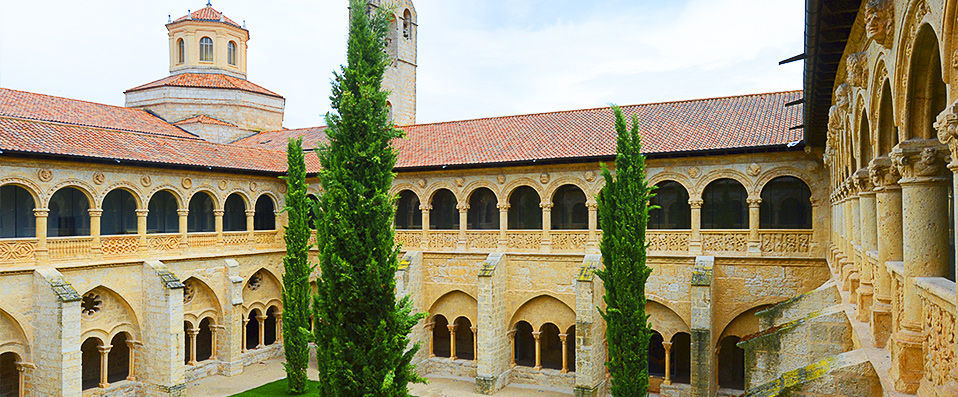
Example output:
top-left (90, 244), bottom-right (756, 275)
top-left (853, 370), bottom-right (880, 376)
top-left (876, 78), bottom-right (898, 155)
top-left (188, 189), bottom-right (221, 211)
top-left (424, 183), bottom-right (462, 204)
top-left (427, 290), bottom-right (478, 325)
top-left (0, 178), bottom-right (42, 208)
top-left (647, 172), bottom-right (693, 195)
top-left (853, 92), bottom-right (872, 168)
top-left (0, 307), bottom-right (29, 360)
top-left (146, 186), bottom-right (185, 209)
top-left (544, 177), bottom-right (588, 202)
top-left (243, 268), bottom-right (282, 311)
top-left (255, 190), bottom-right (284, 212)
top-left (510, 294), bottom-right (575, 331)
top-left (182, 277), bottom-right (223, 326)
top-left (646, 300), bottom-right (690, 341)
top-left (462, 179), bottom-right (502, 203)
top-left (45, 180), bottom-right (96, 208)
top-left (718, 304), bottom-right (774, 342)
top-left (389, 182), bottom-right (424, 201)
top-left (79, 286), bottom-right (141, 342)
top-left (693, 169), bottom-right (753, 198)
top-left (894, 11), bottom-right (946, 136)
top-left (98, 183), bottom-right (144, 210)
top-left (428, 188), bottom-right (459, 230)
top-left (502, 177), bottom-right (545, 201)
top-left (253, 193), bottom-right (277, 230)
top-left (222, 189), bottom-right (252, 209)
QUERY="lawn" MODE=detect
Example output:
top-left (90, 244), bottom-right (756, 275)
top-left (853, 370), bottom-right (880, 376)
top-left (230, 379), bottom-right (319, 396)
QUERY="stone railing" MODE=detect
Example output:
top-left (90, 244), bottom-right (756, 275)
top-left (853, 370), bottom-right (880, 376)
top-left (223, 231), bottom-right (250, 247)
top-left (759, 230), bottom-right (812, 255)
top-left (550, 230), bottom-right (588, 252)
top-left (187, 232), bottom-right (218, 249)
top-left (395, 230), bottom-right (422, 249)
top-left (466, 231), bottom-right (499, 251)
top-left (0, 238), bottom-right (36, 264)
top-left (48, 236), bottom-right (92, 260)
top-left (505, 230), bottom-right (543, 252)
top-left (253, 230), bottom-right (280, 247)
top-left (100, 235), bottom-right (139, 257)
top-left (888, 261), bottom-right (906, 333)
top-left (147, 233), bottom-right (182, 253)
top-left (915, 277), bottom-right (957, 393)
top-left (646, 230), bottom-right (691, 253)
top-left (701, 230), bottom-right (748, 254)
top-left (427, 231), bottom-right (459, 250)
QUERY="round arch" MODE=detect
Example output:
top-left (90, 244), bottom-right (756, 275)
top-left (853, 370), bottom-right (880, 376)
top-left (0, 179), bottom-right (42, 208)
top-left (44, 181), bottom-right (96, 208)
top-left (510, 294), bottom-right (575, 331)
top-left (0, 183), bottom-right (38, 238)
top-left (427, 290), bottom-right (478, 325)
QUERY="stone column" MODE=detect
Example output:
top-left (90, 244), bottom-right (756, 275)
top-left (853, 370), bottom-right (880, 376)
top-left (532, 331), bottom-right (542, 370)
top-left (126, 340), bottom-right (139, 381)
top-left (30, 268), bottom-right (81, 396)
top-left (256, 314), bottom-right (267, 348)
top-left (424, 322), bottom-right (435, 357)
top-left (586, 200), bottom-right (599, 252)
top-left (275, 310), bottom-right (284, 342)
top-left (690, 256), bottom-right (715, 397)
top-left (840, 188), bottom-right (856, 291)
top-left (810, 198), bottom-right (824, 255)
top-left (420, 204), bottom-right (431, 247)
top-left (888, 139), bottom-right (950, 393)
top-left (471, 326), bottom-right (478, 360)
top-left (448, 324), bottom-right (458, 360)
top-left (746, 197), bottom-right (761, 255)
top-left (497, 204), bottom-right (509, 250)
top-left (560, 333), bottom-right (569, 373)
top-left (508, 329), bottom-right (516, 367)
top-left (15, 362), bottom-right (35, 397)
top-left (689, 199), bottom-right (703, 254)
top-left (187, 328), bottom-right (199, 365)
top-left (136, 209), bottom-right (149, 251)
top-left (869, 158), bottom-right (900, 348)
top-left (855, 171), bottom-right (877, 322)
top-left (574, 254), bottom-right (603, 396)
top-left (540, 202), bottom-right (553, 252)
top-left (245, 210), bottom-right (255, 237)
top-left (214, 209), bottom-right (224, 247)
top-left (98, 344), bottom-right (112, 388)
top-left (241, 318), bottom-right (249, 353)
top-left (209, 325), bottom-right (223, 360)
top-left (33, 208), bottom-right (49, 264)
top-left (177, 209), bottom-right (189, 248)
top-left (934, 99), bottom-right (958, 394)
top-left (89, 209), bottom-right (103, 255)
top-left (663, 341), bottom-right (673, 385)
top-left (848, 189), bottom-right (862, 298)
top-left (457, 204), bottom-right (469, 249)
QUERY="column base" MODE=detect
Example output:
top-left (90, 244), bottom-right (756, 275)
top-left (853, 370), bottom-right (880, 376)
top-left (870, 300), bottom-right (892, 348)
top-left (854, 284), bottom-right (873, 322)
top-left (847, 272), bottom-right (860, 301)
top-left (889, 327), bottom-right (923, 394)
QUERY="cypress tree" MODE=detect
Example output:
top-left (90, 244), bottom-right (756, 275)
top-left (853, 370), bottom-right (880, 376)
top-left (312, 1), bottom-right (424, 395)
top-left (281, 137), bottom-right (311, 394)
top-left (595, 106), bottom-right (655, 396)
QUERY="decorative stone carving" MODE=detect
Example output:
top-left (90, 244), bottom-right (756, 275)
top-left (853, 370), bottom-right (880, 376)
top-left (846, 52), bottom-right (869, 88)
top-left (688, 167), bottom-right (699, 178)
top-left (81, 292), bottom-right (102, 316)
top-left (864, 0), bottom-right (893, 48)
top-left (688, 199), bottom-right (703, 209)
top-left (37, 169), bottom-right (53, 182)
top-left (182, 280), bottom-right (195, 304)
top-left (647, 231), bottom-right (690, 252)
top-left (249, 181), bottom-right (258, 191)
top-left (921, 294), bottom-right (956, 387)
top-left (853, 168), bottom-right (874, 192)
top-left (181, 177), bottom-right (192, 189)
top-left (747, 163), bottom-right (761, 176)
top-left (454, 177), bottom-right (464, 187)
top-left (760, 231), bottom-right (811, 254)
top-left (539, 173), bottom-right (550, 184)
top-left (246, 273), bottom-right (262, 291)
top-left (496, 174), bottom-right (506, 184)
top-left (417, 178), bottom-right (427, 188)
top-left (140, 176), bottom-right (152, 187)
top-left (890, 142), bottom-right (949, 180)
top-left (584, 170), bottom-right (597, 182)
top-left (92, 172), bottom-right (105, 185)
top-left (218, 180), bottom-right (228, 190)
top-left (934, 100), bottom-right (958, 159)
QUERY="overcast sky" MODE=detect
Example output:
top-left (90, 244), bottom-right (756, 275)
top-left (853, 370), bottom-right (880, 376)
top-left (0, 0), bottom-right (804, 129)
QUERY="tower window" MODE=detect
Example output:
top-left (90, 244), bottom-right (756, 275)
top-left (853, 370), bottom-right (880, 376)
top-left (403, 9), bottom-right (412, 38)
top-left (177, 38), bottom-right (185, 64)
top-left (199, 37), bottom-right (213, 62)
top-left (227, 41), bottom-right (237, 66)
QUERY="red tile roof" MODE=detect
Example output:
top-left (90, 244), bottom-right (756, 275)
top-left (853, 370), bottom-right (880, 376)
top-left (236, 90), bottom-right (804, 169)
top-left (174, 114), bottom-right (236, 127)
top-left (171, 5), bottom-right (242, 29)
top-left (0, 88), bottom-right (198, 140)
top-left (126, 73), bottom-right (282, 98)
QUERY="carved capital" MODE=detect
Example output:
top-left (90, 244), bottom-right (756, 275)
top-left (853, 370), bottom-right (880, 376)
top-left (245, 210), bottom-right (256, 216)
top-left (890, 140), bottom-right (950, 181)
top-left (865, 0), bottom-right (894, 48)
top-left (213, 210), bottom-right (225, 217)
top-left (497, 203), bottom-right (511, 211)
top-left (586, 200), bottom-right (598, 210)
top-left (446, 324), bottom-right (457, 333)
top-left (418, 204), bottom-right (432, 211)
top-left (136, 209), bottom-right (150, 217)
top-left (456, 203), bottom-right (469, 212)
top-left (846, 52), bottom-right (869, 88)
top-left (177, 209), bottom-right (190, 216)
top-left (539, 202), bottom-right (553, 210)
top-left (934, 99), bottom-right (958, 160)
top-left (746, 198), bottom-right (762, 207)
top-left (688, 199), bottom-right (703, 209)
top-left (33, 208), bottom-right (49, 217)
top-left (88, 209), bottom-right (103, 217)
top-left (868, 157), bottom-right (900, 189)
top-left (852, 168), bottom-right (874, 193)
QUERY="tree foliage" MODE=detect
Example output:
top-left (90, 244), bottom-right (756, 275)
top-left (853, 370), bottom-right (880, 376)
top-left (595, 106), bottom-right (655, 396)
top-left (282, 137), bottom-right (312, 394)
top-left (312, 1), bottom-right (425, 395)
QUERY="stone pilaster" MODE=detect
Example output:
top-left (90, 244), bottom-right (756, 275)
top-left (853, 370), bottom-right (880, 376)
top-left (30, 268), bottom-right (81, 396)
top-left (847, 185), bottom-right (861, 299)
top-left (689, 256), bottom-right (714, 397)
top-left (33, 208), bottom-right (49, 264)
top-left (457, 204), bottom-right (468, 250)
top-left (540, 202), bottom-right (553, 252)
top-left (934, 101), bottom-right (958, 393)
top-left (496, 203), bottom-right (509, 251)
top-left (869, 157), bottom-right (900, 348)
top-left (746, 197), bottom-right (761, 255)
top-left (585, 200), bottom-right (599, 253)
top-left (219, 258), bottom-right (246, 375)
top-left (854, 169), bottom-right (876, 322)
top-left (396, 251), bottom-right (427, 365)
top-left (140, 260), bottom-right (186, 396)
top-left (573, 254), bottom-right (604, 397)
top-left (476, 253), bottom-right (509, 394)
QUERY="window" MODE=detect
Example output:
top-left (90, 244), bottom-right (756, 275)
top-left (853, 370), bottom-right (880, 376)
top-left (403, 9), bottom-right (412, 38)
top-left (101, 189), bottom-right (137, 235)
top-left (508, 186), bottom-right (542, 229)
top-left (467, 188), bottom-right (498, 229)
top-left (0, 185), bottom-right (36, 238)
top-left (429, 189), bottom-right (458, 230)
top-left (551, 185), bottom-right (587, 230)
top-left (223, 193), bottom-right (246, 232)
top-left (147, 190), bottom-right (179, 234)
top-left (187, 192), bottom-right (215, 232)
top-left (48, 187), bottom-right (90, 237)
top-left (395, 190), bottom-right (422, 229)
top-left (254, 195), bottom-right (276, 230)
top-left (227, 41), bottom-right (237, 66)
top-left (760, 176), bottom-right (812, 229)
top-left (649, 181), bottom-right (690, 229)
top-left (701, 178), bottom-right (747, 229)
top-left (177, 38), bottom-right (185, 64)
top-left (199, 37), bottom-right (213, 62)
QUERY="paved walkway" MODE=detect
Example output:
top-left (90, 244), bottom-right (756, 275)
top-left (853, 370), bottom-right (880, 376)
top-left (186, 355), bottom-right (572, 396)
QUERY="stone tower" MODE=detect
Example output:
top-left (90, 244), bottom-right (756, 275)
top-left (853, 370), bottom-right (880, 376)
top-left (124, 3), bottom-right (285, 143)
top-left (370, 0), bottom-right (418, 126)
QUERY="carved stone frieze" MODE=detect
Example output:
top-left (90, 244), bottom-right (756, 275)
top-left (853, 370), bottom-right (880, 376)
top-left (869, 157), bottom-right (900, 189)
top-left (890, 140), bottom-right (949, 181)
top-left (846, 52), bottom-right (869, 88)
top-left (934, 100), bottom-right (958, 161)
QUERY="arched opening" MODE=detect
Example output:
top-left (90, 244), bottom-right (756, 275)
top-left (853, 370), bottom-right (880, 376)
top-left (176, 38), bottom-right (185, 64)
top-left (649, 331), bottom-right (666, 377)
top-left (877, 80), bottom-right (896, 154)
top-left (671, 332), bottom-right (692, 384)
top-left (508, 186), bottom-right (541, 229)
top-left (254, 195), bottom-right (276, 230)
top-left (386, 101), bottom-right (393, 122)
top-left (184, 321), bottom-right (193, 365)
top-left (717, 336), bottom-right (745, 391)
top-left (467, 188), bottom-right (499, 230)
top-left (223, 194), bottom-right (246, 232)
top-left (760, 176), bottom-right (812, 229)
top-left (227, 41), bottom-right (237, 66)
top-left (147, 190), bottom-right (179, 234)
top-left (431, 315), bottom-right (450, 358)
top-left (81, 337), bottom-right (102, 390)
top-left (307, 194), bottom-right (320, 229)
top-left (395, 190), bottom-right (422, 229)
top-left (649, 181), bottom-right (691, 229)
top-left (107, 332), bottom-right (130, 383)
top-left (552, 185), bottom-right (587, 230)
top-left (187, 192), bottom-right (215, 233)
top-left (906, 25), bottom-right (946, 140)
top-left (0, 352), bottom-right (20, 397)
top-left (245, 310), bottom-right (260, 350)
top-left (197, 317), bottom-right (214, 362)
top-left (514, 321), bottom-right (535, 367)
top-left (264, 306), bottom-right (278, 345)
top-left (48, 187), bottom-right (91, 237)
top-left (539, 323), bottom-right (562, 370)
top-left (199, 37), bottom-right (213, 62)
top-left (429, 189), bottom-right (458, 230)
top-left (859, 110), bottom-right (873, 167)
top-left (565, 325), bottom-right (576, 372)
top-left (701, 179), bottom-right (747, 229)
top-left (0, 185), bottom-right (36, 238)
top-left (101, 189), bottom-right (137, 235)
top-left (453, 317), bottom-right (474, 360)
top-left (403, 9), bottom-right (412, 38)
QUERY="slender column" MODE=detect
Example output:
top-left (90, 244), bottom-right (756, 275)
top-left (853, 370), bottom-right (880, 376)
top-left (214, 209), bottom-right (225, 247)
top-left (426, 322), bottom-right (435, 357)
top-left (746, 197), bottom-right (761, 255)
top-left (855, 170), bottom-right (877, 322)
top-left (14, 362), bottom-right (34, 397)
top-left (187, 328), bottom-right (199, 365)
top-left (457, 204), bottom-right (468, 249)
top-left (177, 209), bottom-right (189, 248)
top-left (840, 188), bottom-right (856, 291)
top-left (889, 140), bottom-right (950, 393)
top-left (508, 328), bottom-right (517, 367)
top-left (420, 204), bottom-right (431, 247)
top-left (98, 344), bottom-right (112, 388)
top-left (540, 202), bottom-right (553, 251)
top-left (689, 199), bottom-right (703, 254)
top-left (125, 340), bottom-right (139, 381)
top-left (935, 102), bottom-right (958, 393)
top-left (136, 209), bottom-right (149, 250)
top-left (848, 191), bottom-right (862, 298)
top-left (663, 341), bottom-right (673, 385)
top-left (559, 333), bottom-right (569, 373)
top-left (447, 324), bottom-right (458, 360)
top-left (275, 310), bottom-right (284, 341)
top-left (210, 325), bottom-right (224, 360)
top-left (241, 318), bottom-right (249, 352)
top-left (256, 314), bottom-right (267, 348)
top-left (245, 209), bottom-right (255, 237)
top-left (89, 209), bottom-right (103, 255)
top-left (586, 200), bottom-right (598, 251)
top-left (532, 331), bottom-right (542, 370)
top-left (497, 204), bottom-right (509, 249)
top-left (869, 159), bottom-right (900, 348)
top-left (470, 326), bottom-right (477, 361)
top-left (34, 208), bottom-right (49, 263)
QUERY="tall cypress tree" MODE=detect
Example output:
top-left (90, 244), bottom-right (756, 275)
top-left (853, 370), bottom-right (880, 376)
top-left (282, 137), bottom-right (311, 394)
top-left (312, 1), bottom-right (424, 395)
top-left (595, 106), bottom-right (655, 396)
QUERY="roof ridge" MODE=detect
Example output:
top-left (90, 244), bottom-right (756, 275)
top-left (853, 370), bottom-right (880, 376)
top-left (0, 86), bottom-right (142, 113)
top-left (0, 114), bottom-right (221, 143)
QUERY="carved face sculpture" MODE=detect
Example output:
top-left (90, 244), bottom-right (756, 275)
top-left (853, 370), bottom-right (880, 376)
top-left (864, 0), bottom-right (892, 44)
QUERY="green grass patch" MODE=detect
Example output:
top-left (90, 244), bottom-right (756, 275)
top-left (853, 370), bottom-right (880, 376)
top-left (230, 378), bottom-right (319, 396)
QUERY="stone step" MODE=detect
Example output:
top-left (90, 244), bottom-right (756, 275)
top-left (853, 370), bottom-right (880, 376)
top-left (744, 349), bottom-right (881, 397)
top-left (754, 279), bottom-right (841, 329)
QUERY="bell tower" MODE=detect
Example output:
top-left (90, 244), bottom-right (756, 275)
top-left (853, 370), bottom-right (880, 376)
top-left (371, 0), bottom-right (418, 126)
top-left (166, 1), bottom-right (250, 78)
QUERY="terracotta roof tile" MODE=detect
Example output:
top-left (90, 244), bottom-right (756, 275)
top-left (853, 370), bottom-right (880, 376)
top-left (174, 114), bottom-right (236, 127)
top-left (171, 5), bottom-right (242, 29)
top-left (126, 73), bottom-right (282, 98)
top-left (0, 87), bottom-right (198, 139)
top-left (236, 90), bottom-right (804, 169)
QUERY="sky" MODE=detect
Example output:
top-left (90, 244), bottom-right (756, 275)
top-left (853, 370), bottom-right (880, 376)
top-left (0, 0), bottom-right (804, 129)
